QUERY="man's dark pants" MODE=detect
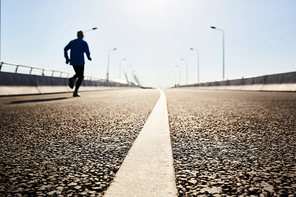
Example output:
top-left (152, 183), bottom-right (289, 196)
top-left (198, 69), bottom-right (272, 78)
top-left (72, 65), bottom-right (84, 92)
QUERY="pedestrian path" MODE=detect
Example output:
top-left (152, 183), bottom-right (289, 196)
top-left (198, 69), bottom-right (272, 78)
top-left (104, 89), bottom-right (177, 197)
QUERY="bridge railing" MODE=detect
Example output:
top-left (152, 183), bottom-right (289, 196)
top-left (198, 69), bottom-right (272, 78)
top-left (0, 61), bottom-right (102, 81)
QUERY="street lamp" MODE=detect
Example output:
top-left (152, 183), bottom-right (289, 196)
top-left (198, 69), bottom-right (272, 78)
top-left (106, 48), bottom-right (117, 82)
top-left (119, 58), bottom-right (126, 80)
top-left (176, 65), bottom-right (181, 86)
top-left (211, 26), bottom-right (225, 80)
top-left (181, 58), bottom-right (188, 85)
top-left (172, 70), bottom-right (176, 87)
top-left (84, 27), bottom-right (98, 33)
top-left (190, 48), bottom-right (200, 84)
top-left (131, 69), bottom-right (136, 84)
top-left (126, 65), bottom-right (132, 83)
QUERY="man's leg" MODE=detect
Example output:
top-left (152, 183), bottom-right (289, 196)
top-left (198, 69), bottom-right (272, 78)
top-left (69, 77), bottom-right (75, 89)
top-left (69, 66), bottom-right (79, 89)
top-left (73, 65), bottom-right (84, 93)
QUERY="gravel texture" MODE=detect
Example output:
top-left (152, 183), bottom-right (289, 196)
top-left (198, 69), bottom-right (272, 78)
top-left (165, 89), bottom-right (296, 197)
top-left (0, 89), bottom-right (159, 196)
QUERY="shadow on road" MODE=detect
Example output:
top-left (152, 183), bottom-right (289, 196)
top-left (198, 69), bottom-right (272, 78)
top-left (9, 97), bottom-right (69, 104)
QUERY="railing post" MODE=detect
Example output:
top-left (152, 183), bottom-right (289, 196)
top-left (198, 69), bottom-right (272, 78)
top-left (42, 69), bottom-right (45, 76)
top-left (30, 67), bottom-right (33, 74)
top-left (0, 62), bottom-right (2, 71)
top-left (15, 65), bottom-right (19, 73)
top-left (52, 71), bottom-right (54, 77)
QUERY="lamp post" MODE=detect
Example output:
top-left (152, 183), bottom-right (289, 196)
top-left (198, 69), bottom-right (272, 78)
top-left (176, 65), bottom-right (181, 86)
top-left (172, 70), bottom-right (176, 87)
top-left (119, 58), bottom-right (126, 80)
top-left (181, 58), bottom-right (188, 85)
top-left (211, 26), bottom-right (225, 80)
top-left (106, 48), bottom-right (117, 82)
top-left (131, 69), bottom-right (136, 84)
top-left (126, 65), bottom-right (132, 83)
top-left (190, 48), bottom-right (200, 84)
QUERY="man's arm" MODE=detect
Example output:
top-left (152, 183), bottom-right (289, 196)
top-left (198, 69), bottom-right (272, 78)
top-left (84, 42), bottom-right (92, 61)
top-left (64, 42), bottom-right (71, 64)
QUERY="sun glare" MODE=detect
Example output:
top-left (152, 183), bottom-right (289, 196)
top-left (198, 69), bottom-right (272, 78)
top-left (126, 0), bottom-right (168, 31)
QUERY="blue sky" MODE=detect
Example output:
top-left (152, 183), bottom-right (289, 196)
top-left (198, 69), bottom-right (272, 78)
top-left (1, 0), bottom-right (296, 87)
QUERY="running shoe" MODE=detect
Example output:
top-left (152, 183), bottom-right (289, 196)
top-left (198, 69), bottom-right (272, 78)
top-left (73, 91), bottom-right (80, 97)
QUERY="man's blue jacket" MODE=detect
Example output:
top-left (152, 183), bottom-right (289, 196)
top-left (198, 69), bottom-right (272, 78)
top-left (64, 37), bottom-right (91, 66)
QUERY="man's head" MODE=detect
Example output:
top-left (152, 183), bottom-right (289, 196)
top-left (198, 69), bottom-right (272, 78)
top-left (77, 31), bottom-right (84, 38)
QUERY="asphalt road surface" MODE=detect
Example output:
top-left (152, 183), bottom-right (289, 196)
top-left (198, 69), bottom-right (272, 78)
top-left (0, 89), bottom-right (160, 196)
top-left (164, 89), bottom-right (296, 196)
top-left (0, 88), bottom-right (296, 196)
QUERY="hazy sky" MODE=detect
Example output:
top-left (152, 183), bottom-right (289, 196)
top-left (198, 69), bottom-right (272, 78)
top-left (1, 0), bottom-right (296, 87)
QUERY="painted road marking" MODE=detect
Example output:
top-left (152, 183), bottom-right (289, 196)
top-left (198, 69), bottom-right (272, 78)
top-left (104, 89), bottom-right (177, 197)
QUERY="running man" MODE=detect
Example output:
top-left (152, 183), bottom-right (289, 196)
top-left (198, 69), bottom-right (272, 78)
top-left (64, 30), bottom-right (92, 97)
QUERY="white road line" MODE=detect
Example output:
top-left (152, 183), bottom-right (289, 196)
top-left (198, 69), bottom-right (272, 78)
top-left (104, 89), bottom-right (177, 197)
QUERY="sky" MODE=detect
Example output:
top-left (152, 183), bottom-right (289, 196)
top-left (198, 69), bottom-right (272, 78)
top-left (1, 0), bottom-right (296, 87)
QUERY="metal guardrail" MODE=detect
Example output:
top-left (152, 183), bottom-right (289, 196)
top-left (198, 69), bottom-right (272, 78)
top-left (0, 61), bottom-right (102, 81)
